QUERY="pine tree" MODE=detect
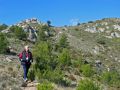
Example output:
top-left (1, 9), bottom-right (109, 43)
top-left (0, 33), bottom-right (8, 53)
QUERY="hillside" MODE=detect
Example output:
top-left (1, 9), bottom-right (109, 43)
top-left (0, 18), bottom-right (120, 90)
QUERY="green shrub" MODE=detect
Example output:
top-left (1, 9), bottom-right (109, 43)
top-left (10, 25), bottom-right (27, 40)
top-left (58, 48), bottom-right (71, 67)
top-left (38, 28), bottom-right (47, 41)
top-left (81, 64), bottom-right (94, 77)
top-left (33, 41), bottom-right (57, 81)
top-left (42, 68), bottom-right (64, 84)
top-left (0, 33), bottom-right (8, 54)
top-left (37, 82), bottom-right (53, 90)
top-left (88, 21), bottom-right (94, 23)
top-left (96, 36), bottom-right (107, 45)
top-left (101, 72), bottom-right (111, 85)
top-left (72, 56), bottom-right (83, 68)
top-left (77, 79), bottom-right (100, 90)
top-left (28, 69), bottom-right (35, 81)
top-left (32, 31), bottom-right (72, 85)
top-left (75, 28), bottom-right (79, 31)
top-left (32, 41), bottom-right (70, 85)
top-left (101, 71), bottom-right (120, 87)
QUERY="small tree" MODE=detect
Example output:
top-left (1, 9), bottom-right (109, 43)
top-left (47, 20), bottom-right (51, 27)
top-left (0, 33), bottom-right (8, 53)
top-left (77, 79), bottom-right (100, 90)
top-left (58, 33), bottom-right (68, 50)
top-left (32, 41), bottom-right (65, 83)
top-left (58, 48), bottom-right (71, 67)
top-left (33, 41), bottom-right (52, 72)
top-left (77, 23), bottom-right (81, 26)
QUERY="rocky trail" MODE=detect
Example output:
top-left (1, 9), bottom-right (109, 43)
top-left (21, 82), bottom-right (38, 90)
top-left (0, 54), bottom-right (77, 90)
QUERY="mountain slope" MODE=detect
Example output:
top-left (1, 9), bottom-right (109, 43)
top-left (0, 18), bottom-right (120, 90)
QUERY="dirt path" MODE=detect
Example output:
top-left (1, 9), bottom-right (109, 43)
top-left (21, 82), bottom-right (38, 90)
top-left (23, 87), bottom-right (36, 90)
top-left (24, 87), bottom-right (37, 90)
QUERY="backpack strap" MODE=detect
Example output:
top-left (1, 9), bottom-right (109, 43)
top-left (19, 51), bottom-right (27, 63)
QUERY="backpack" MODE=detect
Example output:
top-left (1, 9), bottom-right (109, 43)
top-left (21, 51), bottom-right (27, 62)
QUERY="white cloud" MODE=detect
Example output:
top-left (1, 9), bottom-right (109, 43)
top-left (70, 18), bottom-right (80, 26)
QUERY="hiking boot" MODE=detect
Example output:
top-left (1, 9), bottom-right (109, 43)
top-left (24, 78), bottom-right (28, 82)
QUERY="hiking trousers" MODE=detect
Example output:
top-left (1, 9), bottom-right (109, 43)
top-left (22, 63), bottom-right (31, 80)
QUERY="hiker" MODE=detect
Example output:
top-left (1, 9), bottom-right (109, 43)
top-left (18, 45), bottom-right (33, 82)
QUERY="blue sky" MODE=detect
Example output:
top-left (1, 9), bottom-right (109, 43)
top-left (0, 0), bottom-right (119, 26)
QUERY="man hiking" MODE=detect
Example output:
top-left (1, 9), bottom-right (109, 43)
top-left (18, 45), bottom-right (33, 82)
